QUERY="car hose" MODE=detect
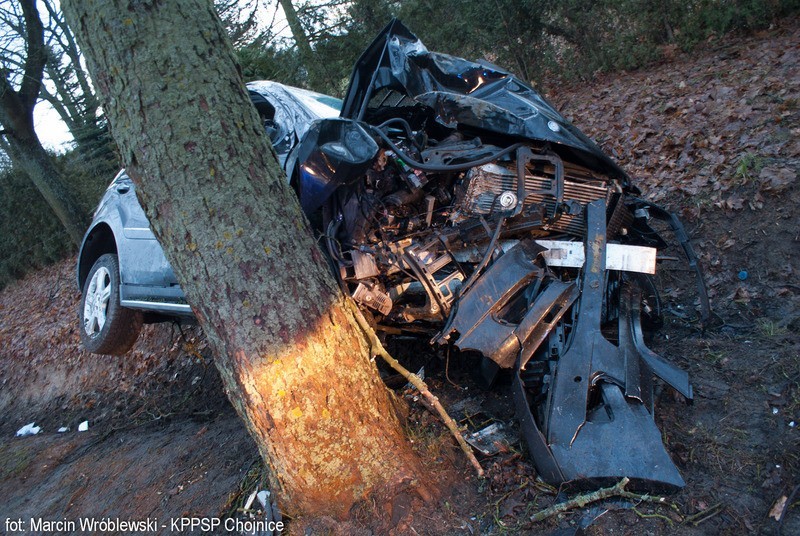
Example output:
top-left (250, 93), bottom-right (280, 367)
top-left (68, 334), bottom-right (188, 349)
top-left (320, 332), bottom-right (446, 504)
top-left (366, 123), bottom-right (524, 172)
top-left (376, 118), bottom-right (425, 151)
top-left (458, 214), bottom-right (506, 298)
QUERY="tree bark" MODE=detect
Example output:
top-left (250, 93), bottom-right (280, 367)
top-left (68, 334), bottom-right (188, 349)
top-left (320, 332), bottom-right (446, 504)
top-left (0, 0), bottom-right (88, 246)
top-left (62, 0), bottom-right (424, 518)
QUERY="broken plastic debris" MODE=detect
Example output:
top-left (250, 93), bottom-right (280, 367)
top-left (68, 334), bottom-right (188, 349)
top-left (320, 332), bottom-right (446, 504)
top-left (57, 427), bottom-right (69, 433)
top-left (78, 421), bottom-right (89, 432)
top-left (256, 490), bottom-right (271, 509)
top-left (16, 422), bottom-right (41, 437)
top-left (464, 422), bottom-right (512, 456)
top-left (769, 495), bottom-right (788, 521)
top-left (243, 490), bottom-right (258, 511)
top-left (257, 490), bottom-right (278, 536)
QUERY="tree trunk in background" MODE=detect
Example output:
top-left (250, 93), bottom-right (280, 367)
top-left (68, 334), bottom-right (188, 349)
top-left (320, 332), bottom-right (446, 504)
top-left (40, 0), bottom-right (104, 144)
top-left (0, 121), bottom-right (87, 246)
top-left (0, 0), bottom-right (88, 246)
top-left (277, 0), bottom-right (319, 85)
top-left (62, 0), bottom-right (423, 518)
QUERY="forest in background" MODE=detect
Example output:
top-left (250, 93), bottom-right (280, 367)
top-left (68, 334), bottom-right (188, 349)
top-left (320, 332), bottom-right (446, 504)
top-left (1, 0), bottom-right (798, 287)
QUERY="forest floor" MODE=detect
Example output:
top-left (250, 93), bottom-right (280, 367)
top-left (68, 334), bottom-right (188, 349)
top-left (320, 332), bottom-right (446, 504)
top-left (1, 17), bottom-right (798, 536)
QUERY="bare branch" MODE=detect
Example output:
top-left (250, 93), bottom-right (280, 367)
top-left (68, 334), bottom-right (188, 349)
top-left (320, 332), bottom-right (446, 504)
top-left (529, 478), bottom-right (674, 523)
top-left (349, 300), bottom-right (485, 478)
top-left (17, 0), bottom-right (47, 109)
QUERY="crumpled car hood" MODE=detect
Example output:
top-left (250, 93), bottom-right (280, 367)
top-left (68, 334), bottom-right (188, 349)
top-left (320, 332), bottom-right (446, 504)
top-left (340, 19), bottom-right (630, 184)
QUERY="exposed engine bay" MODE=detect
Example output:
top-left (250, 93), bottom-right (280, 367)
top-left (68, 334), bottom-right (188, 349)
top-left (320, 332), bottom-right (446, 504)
top-left (291, 20), bottom-right (710, 492)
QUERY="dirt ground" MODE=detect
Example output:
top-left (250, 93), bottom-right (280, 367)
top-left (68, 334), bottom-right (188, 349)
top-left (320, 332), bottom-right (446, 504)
top-left (1, 18), bottom-right (798, 536)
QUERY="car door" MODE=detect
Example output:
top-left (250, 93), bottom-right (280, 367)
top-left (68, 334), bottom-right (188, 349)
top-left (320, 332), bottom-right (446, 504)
top-left (113, 172), bottom-right (179, 290)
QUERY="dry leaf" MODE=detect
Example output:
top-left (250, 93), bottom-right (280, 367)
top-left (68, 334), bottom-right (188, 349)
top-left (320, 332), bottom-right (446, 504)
top-left (769, 495), bottom-right (788, 521)
top-left (759, 167), bottom-right (796, 193)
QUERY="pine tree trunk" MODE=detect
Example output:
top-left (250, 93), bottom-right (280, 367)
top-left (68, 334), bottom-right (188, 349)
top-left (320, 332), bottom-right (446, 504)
top-left (62, 0), bottom-right (424, 517)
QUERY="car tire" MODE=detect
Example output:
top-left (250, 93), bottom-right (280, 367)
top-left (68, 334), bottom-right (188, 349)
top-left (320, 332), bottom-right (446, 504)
top-left (80, 253), bottom-right (143, 355)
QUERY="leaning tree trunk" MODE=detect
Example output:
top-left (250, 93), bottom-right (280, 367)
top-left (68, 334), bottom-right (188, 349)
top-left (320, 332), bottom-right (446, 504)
top-left (0, 0), bottom-right (87, 246)
top-left (1, 128), bottom-right (87, 246)
top-left (62, 0), bottom-right (424, 517)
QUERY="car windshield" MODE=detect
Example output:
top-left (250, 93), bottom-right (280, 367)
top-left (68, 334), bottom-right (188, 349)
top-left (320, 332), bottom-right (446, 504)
top-left (286, 85), bottom-right (342, 117)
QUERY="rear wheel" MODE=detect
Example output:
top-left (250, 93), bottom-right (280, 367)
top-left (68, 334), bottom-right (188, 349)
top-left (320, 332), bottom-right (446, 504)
top-left (80, 254), bottom-right (142, 355)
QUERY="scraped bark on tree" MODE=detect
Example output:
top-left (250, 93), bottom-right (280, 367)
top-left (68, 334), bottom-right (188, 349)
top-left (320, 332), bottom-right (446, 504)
top-left (62, 0), bottom-right (424, 518)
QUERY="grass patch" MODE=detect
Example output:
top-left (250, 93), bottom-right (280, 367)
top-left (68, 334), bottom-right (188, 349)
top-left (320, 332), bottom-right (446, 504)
top-left (756, 318), bottom-right (788, 337)
top-left (734, 152), bottom-right (765, 185)
top-left (0, 445), bottom-right (34, 480)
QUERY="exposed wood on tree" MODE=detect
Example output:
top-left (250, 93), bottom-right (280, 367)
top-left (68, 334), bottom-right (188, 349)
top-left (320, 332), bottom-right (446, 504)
top-left (62, 0), bottom-right (425, 518)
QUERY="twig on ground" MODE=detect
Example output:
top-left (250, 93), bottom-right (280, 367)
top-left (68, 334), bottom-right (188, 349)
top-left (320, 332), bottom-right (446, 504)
top-left (348, 300), bottom-right (485, 477)
top-left (634, 507), bottom-right (675, 527)
top-left (530, 477), bottom-right (674, 523)
top-left (683, 502), bottom-right (723, 526)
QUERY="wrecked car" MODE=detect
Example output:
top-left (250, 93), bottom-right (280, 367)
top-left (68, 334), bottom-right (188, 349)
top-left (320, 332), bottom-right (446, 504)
top-left (78, 20), bottom-right (708, 492)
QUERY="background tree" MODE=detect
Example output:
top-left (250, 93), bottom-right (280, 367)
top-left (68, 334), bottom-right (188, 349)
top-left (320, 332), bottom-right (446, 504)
top-left (235, 0), bottom-right (354, 95)
top-left (0, 0), bottom-right (87, 245)
top-left (62, 0), bottom-right (425, 518)
top-left (38, 0), bottom-right (117, 182)
top-left (215, 0), bottom-right (264, 47)
top-left (37, 0), bottom-right (101, 143)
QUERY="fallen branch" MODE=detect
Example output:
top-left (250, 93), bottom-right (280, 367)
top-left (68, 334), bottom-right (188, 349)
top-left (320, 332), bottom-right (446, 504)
top-left (349, 301), bottom-right (485, 477)
top-left (530, 477), bottom-right (673, 523)
top-left (634, 507), bottom-right (675, 527)
top-left (683, 502), bottom-right (723, 526)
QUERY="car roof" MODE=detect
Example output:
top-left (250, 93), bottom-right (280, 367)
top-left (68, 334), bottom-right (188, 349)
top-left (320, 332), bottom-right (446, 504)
top-left (246, 81), bottom-right (342, 119)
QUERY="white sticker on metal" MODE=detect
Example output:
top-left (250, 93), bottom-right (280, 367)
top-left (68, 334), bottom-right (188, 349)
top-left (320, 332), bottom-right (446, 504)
top-left (536, 240), bottom-right (657, 274)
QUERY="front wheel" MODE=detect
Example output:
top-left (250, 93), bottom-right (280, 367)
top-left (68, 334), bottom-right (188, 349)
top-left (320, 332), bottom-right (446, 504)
top-left (80, 253), bottom-right (143, 355)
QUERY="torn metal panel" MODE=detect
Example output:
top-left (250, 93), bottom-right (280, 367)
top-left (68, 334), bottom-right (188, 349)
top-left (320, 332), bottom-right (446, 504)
top-left (515, 200), bottom-right (687, 491)
top-left (630, 199), bottom-right (711, 326)
top-left (544, 200), bottom-right (613, 445)
top-left (626, 285), bottom-right (693, 400)
top-left (516, 281), bottom-right (579, 370)
top-left (435, 240), bottom-right (545, 366)
top-left (341, 20), bottom-right (631, 184)
top-left (512, 368), bottom-right (564, 484)
top-left (550, 382), bottom-right (685, 491)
